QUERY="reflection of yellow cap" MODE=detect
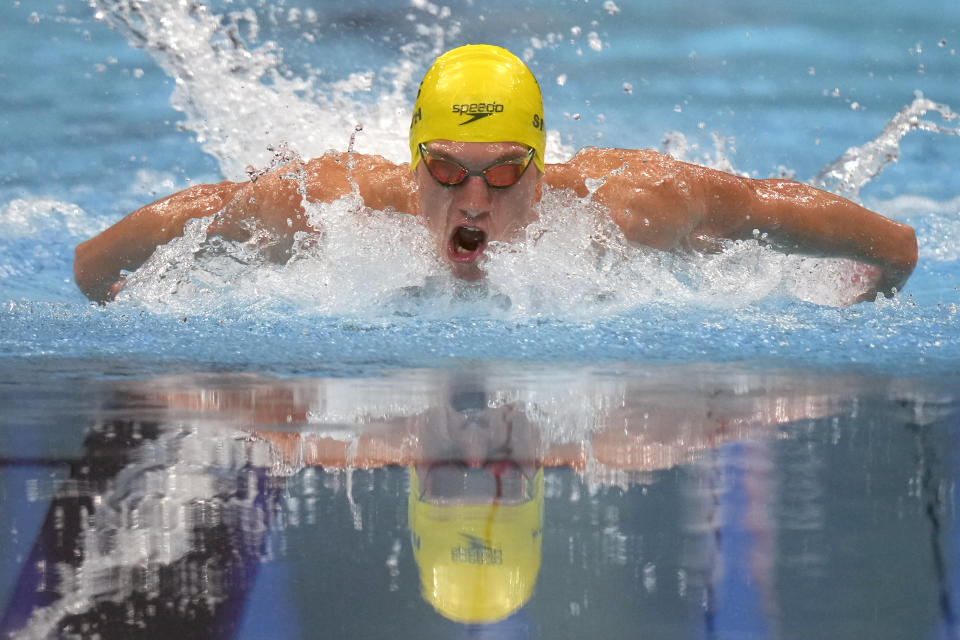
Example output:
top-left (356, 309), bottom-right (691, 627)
top-left (409, 467), bottom-right (544, 624)
top-left (409, 45), bottom-right (546, 172)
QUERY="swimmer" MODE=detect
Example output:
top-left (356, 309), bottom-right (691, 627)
top-left (74, 44), bottom-right (918, 304)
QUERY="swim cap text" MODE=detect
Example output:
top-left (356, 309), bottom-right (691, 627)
top-left (452, 102), bottom-right (505, 115)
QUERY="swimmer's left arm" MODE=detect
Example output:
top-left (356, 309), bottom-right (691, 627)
top-left (691, 167), bottom-right (918, 299)
top-left (545, 148), bottom-right (706, 250)
top-left (546, 147), bottom-right (918, 300)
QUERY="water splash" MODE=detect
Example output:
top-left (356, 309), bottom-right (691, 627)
top-left (89, 0), bottom-right (455, 179)
top-left (812, 95), bottom-right (959, 201)
top-left (660, 130), bottom-right (746, 176)
top-left (114, 182), bottom-right (882, 318)
top-left (116, 194), bottom-right (443, 316)
top-left (0, 198), bottom-right (102, 240)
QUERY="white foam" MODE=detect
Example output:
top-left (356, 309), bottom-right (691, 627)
top-left (116, 193), bottom-right (444, 315)
top-left (0, 198), bottom-right (105, 240)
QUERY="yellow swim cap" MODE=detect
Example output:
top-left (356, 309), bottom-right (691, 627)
top-left (410, 44), bottom-right (546, 173)
top-left (409, 466), bottom-right (544, 624)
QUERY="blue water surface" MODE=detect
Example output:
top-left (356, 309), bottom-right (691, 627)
top-left (1, 0), bottom-right (958, 377)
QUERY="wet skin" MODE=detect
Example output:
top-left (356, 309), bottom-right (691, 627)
top-left (415, 140), bottom-right (542, 281)
top-left (74, 142), bottom-right (917, 304)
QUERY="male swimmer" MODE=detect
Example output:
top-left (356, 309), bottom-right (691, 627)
top-left (74, 45), bottom-right (918, 304)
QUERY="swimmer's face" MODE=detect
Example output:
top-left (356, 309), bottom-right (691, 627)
top-left (416, 140), bottom-right (541, 281)
top-left (415, 389), bottom-right (540, 502)
top-left (422, 396), bottom-right (536, 468)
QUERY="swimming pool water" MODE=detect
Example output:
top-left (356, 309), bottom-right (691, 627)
top-left (1, 1), bottom-right (959, 637)
top-left (2, 364), bottom-right (960, 638)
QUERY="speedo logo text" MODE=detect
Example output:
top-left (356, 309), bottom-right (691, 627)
top-left (453, 102), bottom-right (504, 125)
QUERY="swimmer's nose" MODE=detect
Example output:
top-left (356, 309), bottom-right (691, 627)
top-left (455, 175), bottom-right (494, 217)
top-left (459, 423), bottom-right (492, 468)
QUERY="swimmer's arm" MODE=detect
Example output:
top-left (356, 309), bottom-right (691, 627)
top-left (693, 168), bottom-right (918, 298)
top-left (74, 153), bottom-right (415, 302)
top-left (210, 153), bottom-right (417, 237)
top-left (544, 148), bottom-right (707, 250)
top-left (74, 181), bottom-right (245, 302)
top-left (546, 148), bottom-right (917, 299)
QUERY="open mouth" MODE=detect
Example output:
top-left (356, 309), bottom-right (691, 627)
top-left (448, 225), bottom-right (488, 263)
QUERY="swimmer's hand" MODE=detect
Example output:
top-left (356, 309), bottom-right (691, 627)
top-left (847, 262), bottom-right (914, 305)
top-left (107, 276), bottom-right (127, 301)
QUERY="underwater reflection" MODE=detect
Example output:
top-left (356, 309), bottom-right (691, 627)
top-left (2, 364), bottom-right (953, 638)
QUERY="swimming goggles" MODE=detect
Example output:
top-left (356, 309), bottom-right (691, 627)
top-left (419, 143), bottom-right (536, 188)
top-left (419, 459), bottom-right (535, 505)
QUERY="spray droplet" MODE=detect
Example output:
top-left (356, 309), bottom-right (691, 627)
top-left (587, 32), bottom-right (603, 52)
top-left (347, 123), bottom-right (363, 153)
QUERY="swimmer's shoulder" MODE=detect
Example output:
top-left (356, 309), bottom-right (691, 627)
top-left (301, 151), bottom-right (418, 214)
top-left (543, 146), bottom-right (675, 196)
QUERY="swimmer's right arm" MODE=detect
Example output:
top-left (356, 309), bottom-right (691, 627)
top-left (74, 153), bottom-right (417, 302)
top-left (74, 181), bottom-right (245, 302)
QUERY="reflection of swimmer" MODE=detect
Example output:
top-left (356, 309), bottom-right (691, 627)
top-left (75, 45), bottom-right (916, 305)
top-left (409, 465), bottom-right (544, 624)
top-left (1, 367), bottom-right (868, 636)
top-left (408, 384), bottom-right (544, 625)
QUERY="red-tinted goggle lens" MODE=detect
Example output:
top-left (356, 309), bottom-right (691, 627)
top-left (420, 460), bottom-right (532, 504)
top-left (419, 144), bottom-right (535, 189)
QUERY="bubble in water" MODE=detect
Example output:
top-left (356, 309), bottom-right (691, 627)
top-left (603, 1), bottom-right (621, 15)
